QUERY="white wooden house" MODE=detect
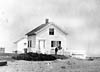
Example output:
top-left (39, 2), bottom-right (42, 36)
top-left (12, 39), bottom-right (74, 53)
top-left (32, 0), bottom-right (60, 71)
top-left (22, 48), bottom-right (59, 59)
top-left (14, 19), bottom-right (87, 59)
top-left (26, 19), bottom-right (68, 55)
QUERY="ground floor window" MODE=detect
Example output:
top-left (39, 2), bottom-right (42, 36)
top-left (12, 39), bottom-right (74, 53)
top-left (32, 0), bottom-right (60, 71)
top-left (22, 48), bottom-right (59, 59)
top-left (51, 41), bottom-right (55, 47)
top-left (28, 40), bottom-right (32, 47)
top-left (51, 41), bottom-right (61, 47)
top-left (57, 41), bottom-right (61, 46)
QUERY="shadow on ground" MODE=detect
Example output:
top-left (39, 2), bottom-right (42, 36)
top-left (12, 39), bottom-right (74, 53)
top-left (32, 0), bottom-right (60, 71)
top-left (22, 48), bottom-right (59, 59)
top-left (51, 54), bottom-right (69, 59)
top-left (12, 52), bottom-right (69, 61)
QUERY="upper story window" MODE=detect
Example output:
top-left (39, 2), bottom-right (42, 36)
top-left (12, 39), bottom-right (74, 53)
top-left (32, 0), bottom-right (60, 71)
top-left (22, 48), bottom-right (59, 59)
top-left (49, 28), bottom-right (54, 35)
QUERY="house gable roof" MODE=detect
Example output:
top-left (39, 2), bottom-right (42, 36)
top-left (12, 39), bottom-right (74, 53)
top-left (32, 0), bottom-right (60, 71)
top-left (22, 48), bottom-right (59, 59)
top-left (52, 24), bottom-right (68, 35)
top-left (26, 24), bottom-right (48, 36)
top-left (26, 19), bottom-right (67, 36)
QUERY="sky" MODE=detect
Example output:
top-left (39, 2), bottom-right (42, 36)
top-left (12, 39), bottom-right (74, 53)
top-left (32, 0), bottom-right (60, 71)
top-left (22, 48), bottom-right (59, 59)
top-left (0, 0), bottom-right (100, 56)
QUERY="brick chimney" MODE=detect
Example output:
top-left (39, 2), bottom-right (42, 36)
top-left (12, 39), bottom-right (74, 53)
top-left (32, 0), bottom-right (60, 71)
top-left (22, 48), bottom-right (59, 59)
top-left (45, 19), bottom-right (49, 24)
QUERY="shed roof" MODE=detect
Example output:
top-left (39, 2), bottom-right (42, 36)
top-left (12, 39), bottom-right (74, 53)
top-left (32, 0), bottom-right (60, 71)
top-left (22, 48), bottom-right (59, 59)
top-left (14, 37), bottom-right (27, 44)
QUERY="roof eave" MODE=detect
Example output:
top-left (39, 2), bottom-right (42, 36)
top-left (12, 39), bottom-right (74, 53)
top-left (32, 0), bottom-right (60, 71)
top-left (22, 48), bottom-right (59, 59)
top-left (26, 33), bottom-right (36, 36)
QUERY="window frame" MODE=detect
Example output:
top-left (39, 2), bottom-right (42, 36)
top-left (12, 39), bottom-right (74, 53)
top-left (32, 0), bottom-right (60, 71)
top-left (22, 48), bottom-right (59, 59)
top-left (30, 40), bottom-right (32, 47)
top-left (51, 41), bottom-right (54, 47)
top-left (57, 41), bottom-right (61, 46)
top-left (49, 28), bottom-right (54, 35)
top-left (51, 41), bottom-right (61, 47)
top-left (28, 41), bottom-right (30, 47)
top-left (28, 40), bottom-right (32, 48)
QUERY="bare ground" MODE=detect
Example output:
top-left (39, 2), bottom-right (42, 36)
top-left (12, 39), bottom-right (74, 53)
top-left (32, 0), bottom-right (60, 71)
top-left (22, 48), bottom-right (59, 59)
top-left (0, 58), bottom-right (100, 72)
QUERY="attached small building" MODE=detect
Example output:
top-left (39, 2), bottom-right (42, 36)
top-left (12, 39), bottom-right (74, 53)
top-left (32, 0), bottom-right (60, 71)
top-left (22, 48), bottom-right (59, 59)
top-left (26, 19), bottom-right (68, 55)
top-left (14, 37), bottom-right (28, 53)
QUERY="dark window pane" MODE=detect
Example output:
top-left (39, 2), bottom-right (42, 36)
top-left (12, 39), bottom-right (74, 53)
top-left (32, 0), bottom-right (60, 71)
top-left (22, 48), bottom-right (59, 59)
top-left (51, 41), bottom-right (57, 47)
top-left (28, 41), bottom-right (30, 47)
top-left (57, 41), bottom-right (61, 46)
top-left (49, 28), bottom-right (54, 35)
top-left (59, 41), bottom-right (61, 46)
top-left (30, 40), bottom-right (32, 47)
top-left (51, 41), bottom-right (53, 47)
top-left (28, 40), bottom-right (32, 47)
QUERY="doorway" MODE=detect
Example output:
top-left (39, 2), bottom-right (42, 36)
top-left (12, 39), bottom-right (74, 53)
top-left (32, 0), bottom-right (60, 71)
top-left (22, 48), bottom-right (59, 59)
top-left (39, 40), bottom-right (45, 53)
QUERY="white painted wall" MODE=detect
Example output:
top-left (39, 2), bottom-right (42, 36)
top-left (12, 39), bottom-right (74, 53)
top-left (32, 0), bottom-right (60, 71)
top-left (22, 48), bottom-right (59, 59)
top-left (16, 38), bottom-right (28, 53)
top-left (28, 24), bottom-right (67, 55)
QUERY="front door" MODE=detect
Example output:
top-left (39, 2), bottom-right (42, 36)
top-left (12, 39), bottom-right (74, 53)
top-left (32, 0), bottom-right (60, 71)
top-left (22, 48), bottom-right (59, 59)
top-left (39, 40), bottom-right (45, 54)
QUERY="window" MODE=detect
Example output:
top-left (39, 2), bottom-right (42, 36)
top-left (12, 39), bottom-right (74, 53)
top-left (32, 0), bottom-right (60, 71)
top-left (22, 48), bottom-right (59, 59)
top-left (51, 41), bottom-right (55, 47)
top-left (49, 28), bottom-right (54, 35)
top-left (28, 40), bottom-right (32, 47)
top-left (57, 41), bottom-right (61, 46)
top-left (30, 40), bottom-right (32, 47)
top-left (51, 41), bottom-right (61, 47)
top-left (28, 41), bottom-right (30, 47)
